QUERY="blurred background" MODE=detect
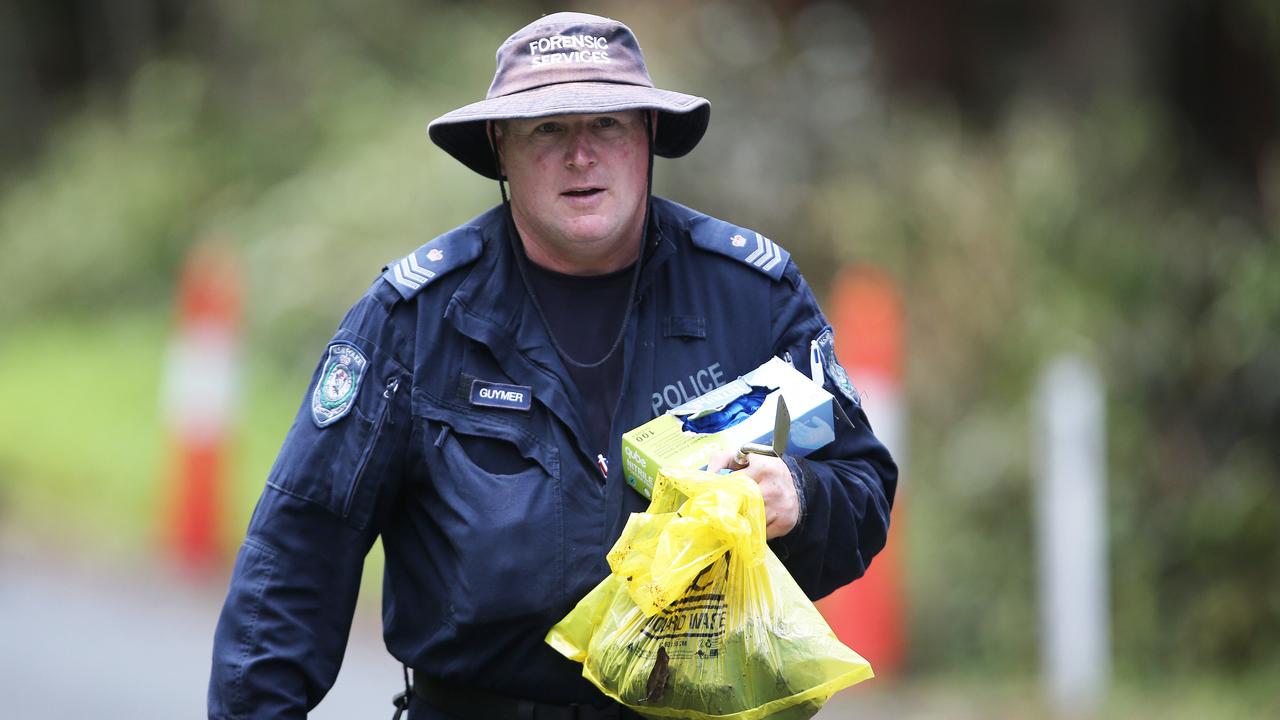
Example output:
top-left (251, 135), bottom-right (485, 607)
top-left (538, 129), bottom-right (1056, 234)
top-left (1, 0), bottom-right (1278, 717)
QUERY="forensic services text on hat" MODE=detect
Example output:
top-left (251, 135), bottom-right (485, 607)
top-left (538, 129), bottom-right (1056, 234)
top-left (529, 34), bottom-right (612, 66)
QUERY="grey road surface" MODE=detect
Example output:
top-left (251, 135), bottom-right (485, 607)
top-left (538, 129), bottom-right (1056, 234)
top-left (0, 534), bottom-right (892, 719)
top-left (0, 537), bottom-right (398, 719)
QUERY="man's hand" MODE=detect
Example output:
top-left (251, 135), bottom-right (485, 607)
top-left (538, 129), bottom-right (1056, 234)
top-left (706, 451), bottom-right (799, 539)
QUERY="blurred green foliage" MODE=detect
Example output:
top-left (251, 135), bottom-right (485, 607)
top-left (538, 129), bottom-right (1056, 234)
top-left (0, 314), bottom-right (165, 553)
top-left (0, 0), bottom-right (1277, 706)
top-left (827, 97), bottom-right (1280, 679)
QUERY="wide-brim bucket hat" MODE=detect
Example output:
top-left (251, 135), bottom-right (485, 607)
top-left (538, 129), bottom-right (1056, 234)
top-left (428, 12), bottom-right (711, 179)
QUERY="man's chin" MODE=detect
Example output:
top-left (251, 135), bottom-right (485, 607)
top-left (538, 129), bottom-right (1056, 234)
top-left (559, 219), bottom-right (615, 245)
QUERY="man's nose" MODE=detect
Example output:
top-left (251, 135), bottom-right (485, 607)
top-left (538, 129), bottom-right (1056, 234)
top-left (565, 128), bottom-right (597, 169)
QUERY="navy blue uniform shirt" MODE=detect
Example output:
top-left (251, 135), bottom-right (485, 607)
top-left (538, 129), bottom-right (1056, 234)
top-left (208, 197), bottom-right (897, 719)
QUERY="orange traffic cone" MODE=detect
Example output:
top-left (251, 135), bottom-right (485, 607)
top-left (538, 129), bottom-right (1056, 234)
top-left (817, 265), bottom-right (908, 678)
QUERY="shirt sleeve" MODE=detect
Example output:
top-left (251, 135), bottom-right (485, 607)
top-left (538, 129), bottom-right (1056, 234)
top-left (208, 290), bottom-right (413, 719)
top-left (766, 261), bottom-right (899, 600)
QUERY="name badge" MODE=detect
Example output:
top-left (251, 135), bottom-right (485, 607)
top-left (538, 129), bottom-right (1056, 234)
top-left (469, 379), bottom-right (532, 412)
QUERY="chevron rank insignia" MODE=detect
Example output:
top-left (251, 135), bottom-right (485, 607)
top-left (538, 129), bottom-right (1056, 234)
top-left (688, 215), bottom-right (790, 280)
top-left (392, 250), bottom-right (436, 290)
top-left (381, 225), bottom-right (484, 300)
top-left (739, 231), bottom-right (786, 272)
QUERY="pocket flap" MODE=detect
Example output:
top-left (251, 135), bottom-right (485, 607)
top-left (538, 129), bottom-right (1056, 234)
top-left (413, 392), bottom-right (559, 477)
top-left (664, 315), bottom-right (707, 339)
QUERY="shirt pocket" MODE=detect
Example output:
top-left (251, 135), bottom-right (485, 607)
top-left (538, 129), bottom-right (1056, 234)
top-left (415, 399), bottom-right (565, 625)
top-left (268, 363), bottom-right (403, 532)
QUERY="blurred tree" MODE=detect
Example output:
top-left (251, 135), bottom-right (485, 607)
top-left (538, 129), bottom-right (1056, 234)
top-left (0, 0), bottom-right (196, 174)
top-left (1161, 0), bottom-right (1280, 204)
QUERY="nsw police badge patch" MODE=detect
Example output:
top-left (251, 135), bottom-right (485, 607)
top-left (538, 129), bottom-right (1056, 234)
top-left (813, 328), bottom-right (861, 407)
top-left (311, 343), bottom-right (368, 428)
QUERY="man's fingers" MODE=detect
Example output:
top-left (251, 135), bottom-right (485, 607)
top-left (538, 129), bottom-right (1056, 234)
top-left (765, 516), bottom-right (788, 540)
top-left (705, 449), bottom-right (737, 472)
top-left (702, 453), bottom-right (796, 538)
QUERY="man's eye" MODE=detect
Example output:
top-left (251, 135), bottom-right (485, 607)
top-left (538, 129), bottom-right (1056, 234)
top-left (535, 122), bottom-right (560, 134)
top-left (596, 117), bottom-right (617, 128)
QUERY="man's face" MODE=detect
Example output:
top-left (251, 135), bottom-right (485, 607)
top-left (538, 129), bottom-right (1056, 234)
top-left (496, 111), bottom-right (649, 271)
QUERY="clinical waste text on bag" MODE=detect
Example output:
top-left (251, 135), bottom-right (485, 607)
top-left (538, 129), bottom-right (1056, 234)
top-left (546, 468), bottom-right (873, 720)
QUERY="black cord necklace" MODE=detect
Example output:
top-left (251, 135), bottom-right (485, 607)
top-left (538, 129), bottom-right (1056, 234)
top-left (491, 115), bottom-right (655, 370)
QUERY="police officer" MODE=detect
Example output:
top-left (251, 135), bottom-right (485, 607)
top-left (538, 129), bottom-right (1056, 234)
top-left (209, 12), bottom-right (896, 720)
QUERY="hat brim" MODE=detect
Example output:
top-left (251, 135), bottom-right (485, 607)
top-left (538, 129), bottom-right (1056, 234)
top-left (428, 82), bottom-right (710, 179)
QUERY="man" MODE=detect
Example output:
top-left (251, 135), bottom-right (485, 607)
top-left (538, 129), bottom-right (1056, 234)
top-left (209, 12), bottom-right (896, 720)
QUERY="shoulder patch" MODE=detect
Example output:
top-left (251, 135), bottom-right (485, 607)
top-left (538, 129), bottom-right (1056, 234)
top-left (811, 327), bottom-right (861, 407)
top-left (381, 225), bottom-right (484, 300)
top-left (311, 342), bottom-right (368, 428)
top-left (687, 215), bottom-right (791, 281)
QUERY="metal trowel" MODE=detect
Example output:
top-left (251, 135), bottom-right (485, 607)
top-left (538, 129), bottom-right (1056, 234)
top-left (726, 395), bottom-right (790, 470)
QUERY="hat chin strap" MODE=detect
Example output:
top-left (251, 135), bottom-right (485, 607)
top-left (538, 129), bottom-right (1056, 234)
top-left (488, 113), bottom-right (656, 370)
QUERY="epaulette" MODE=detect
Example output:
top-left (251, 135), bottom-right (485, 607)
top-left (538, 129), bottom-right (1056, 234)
top-left (686, 213), bottom-right (791, 281)
top-left (381, 225), bottom-right (485, 300)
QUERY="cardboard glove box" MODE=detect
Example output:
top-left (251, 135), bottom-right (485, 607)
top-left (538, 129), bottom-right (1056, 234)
top-left (621, 357), bottom-right (836, 499)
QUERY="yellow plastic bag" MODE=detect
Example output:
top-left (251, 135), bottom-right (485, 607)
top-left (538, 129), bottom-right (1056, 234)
top-left (546, 468), bottom-right (873, 720)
